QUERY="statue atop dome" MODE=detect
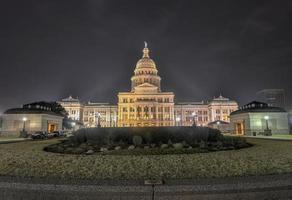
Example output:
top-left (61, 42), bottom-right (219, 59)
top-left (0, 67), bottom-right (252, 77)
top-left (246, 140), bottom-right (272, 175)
top-left (144, 41), bottom-right (147, 48)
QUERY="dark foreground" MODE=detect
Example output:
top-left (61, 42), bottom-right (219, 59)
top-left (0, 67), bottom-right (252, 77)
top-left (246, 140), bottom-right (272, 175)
top-left (1, 174), bottom-right (292, 200)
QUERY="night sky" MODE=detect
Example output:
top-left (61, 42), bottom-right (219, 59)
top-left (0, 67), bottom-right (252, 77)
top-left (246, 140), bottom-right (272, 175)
top-left (1, 0), bottom-right (292, 113)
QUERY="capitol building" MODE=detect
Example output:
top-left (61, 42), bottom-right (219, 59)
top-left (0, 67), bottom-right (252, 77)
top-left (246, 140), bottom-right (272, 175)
top-left (59, 43), bottom-right (238, 128)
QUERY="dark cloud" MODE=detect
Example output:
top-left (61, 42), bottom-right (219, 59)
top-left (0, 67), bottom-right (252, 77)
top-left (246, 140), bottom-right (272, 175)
top-left (0, 0), bottom-right (292, 113)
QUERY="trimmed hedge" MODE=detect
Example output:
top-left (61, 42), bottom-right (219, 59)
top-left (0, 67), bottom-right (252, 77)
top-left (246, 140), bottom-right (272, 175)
top-left (70, 126), bottom-right (223, 146)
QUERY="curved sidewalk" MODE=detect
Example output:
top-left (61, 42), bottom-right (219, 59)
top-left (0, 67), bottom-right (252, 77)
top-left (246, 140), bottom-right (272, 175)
top-left (0, 174), bottom-right (292, 200)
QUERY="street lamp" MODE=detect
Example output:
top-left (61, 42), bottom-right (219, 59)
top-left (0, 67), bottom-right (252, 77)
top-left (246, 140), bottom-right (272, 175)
top-left (19, 117), bottom-right (28, 138)
top-left (22, 117), bottom-right (27, 131)
top-left (264, 116), bottom-right (269, 130)
top-left (216, 121), bottom-right (220, 130)
top-left (71, 122), bottom-right (76, 131)
top-left (176, 116), bottom-right (181, 126)
top-left (191, 112), bottom-right (197, 126)
top-left (96, 112), bottom-right (101, 127)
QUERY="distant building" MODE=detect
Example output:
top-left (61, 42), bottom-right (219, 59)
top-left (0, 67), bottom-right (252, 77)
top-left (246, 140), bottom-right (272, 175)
top-left (1, 103), bottom-right (63, 136)
top-left (230, 101), bottom-right (289, 136)
top-left (60, 94), bottom-right (237, 128)
top-left (59, 43), bottom-right (238, 127)
top-left (256, 89), bottom-right (286, 109)
top-left (208, 120), bottom-right (230, 133)
top-left (59, 96), bottom-right (83, 121)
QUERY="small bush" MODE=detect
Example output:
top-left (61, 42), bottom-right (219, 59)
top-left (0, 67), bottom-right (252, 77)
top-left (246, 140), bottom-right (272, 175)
top-left (173, 143), bottom-right (183, 149)
top-left (132, 135), bottom-right (143, 146)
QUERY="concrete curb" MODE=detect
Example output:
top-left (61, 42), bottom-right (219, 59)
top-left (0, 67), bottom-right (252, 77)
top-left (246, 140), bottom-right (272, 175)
top-left (0, 174), bottom-right (292, 199)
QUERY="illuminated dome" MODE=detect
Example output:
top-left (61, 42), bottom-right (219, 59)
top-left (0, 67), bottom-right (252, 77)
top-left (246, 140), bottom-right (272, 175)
top-left (135, 47), bottom-right (157, 70)
top-left (131, 42), bottom-right (161, 92)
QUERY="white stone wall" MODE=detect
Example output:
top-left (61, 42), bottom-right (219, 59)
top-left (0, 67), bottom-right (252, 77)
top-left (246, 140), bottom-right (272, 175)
top-left (248, 113), bottom-right (289, 135)
top-left (0, 114), bottom-right (63, 136)
top-left (230, 112), bottom-right (289, 136)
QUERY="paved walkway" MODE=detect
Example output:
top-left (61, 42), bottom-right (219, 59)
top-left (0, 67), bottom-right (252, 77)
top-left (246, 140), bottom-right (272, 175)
top-left (244, 135), bottom-right (292, 141)
top-left (0, 174), bottom-right (292, 200)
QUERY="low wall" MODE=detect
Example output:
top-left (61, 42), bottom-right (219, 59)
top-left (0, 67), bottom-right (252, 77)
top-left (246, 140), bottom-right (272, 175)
top-left (1, 175), bottom-right (292, 200)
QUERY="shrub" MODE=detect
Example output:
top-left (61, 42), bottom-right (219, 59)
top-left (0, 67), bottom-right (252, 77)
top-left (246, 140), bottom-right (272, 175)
top-left (70, 127), bottom-right (225, 147)
top-left (199, 140), bottom-right (206, 149)
top-left (173, 143), bottom-right (183, 149)
top-left (132, 135), bottom-right (143, 146)
top-left (160, 144), bottom-right (168, 149)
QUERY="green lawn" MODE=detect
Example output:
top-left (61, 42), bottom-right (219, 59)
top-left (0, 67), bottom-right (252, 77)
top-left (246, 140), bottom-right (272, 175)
top-left (270, 134), bottom-right (292, 139)
top-left (0, 138), bottom-right (291, 180)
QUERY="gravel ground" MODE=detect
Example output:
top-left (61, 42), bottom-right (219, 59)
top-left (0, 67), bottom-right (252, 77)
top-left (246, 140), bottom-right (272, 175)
top-left (0, 138), bottom-right (291, 180)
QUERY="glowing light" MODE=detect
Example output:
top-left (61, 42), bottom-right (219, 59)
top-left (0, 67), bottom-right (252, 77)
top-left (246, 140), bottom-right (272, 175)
top-left (264, 116), bottom-right (269, 120)
top-left (22, 117), bottom-right (27, 122)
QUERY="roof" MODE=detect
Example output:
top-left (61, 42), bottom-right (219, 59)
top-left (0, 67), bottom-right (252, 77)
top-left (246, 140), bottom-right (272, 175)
top-left (61, 96), bottom-right (79, 102)
top-left (208, 120), bottom-right (230, 125)
top-left (4, 108), bottom-right (64, 117)
top-left (230, 101), bottom-right (286, 115)
top-left (176, 101), bottom-right (206, 105)
top-left (209, 95), bottom-right (237, 104)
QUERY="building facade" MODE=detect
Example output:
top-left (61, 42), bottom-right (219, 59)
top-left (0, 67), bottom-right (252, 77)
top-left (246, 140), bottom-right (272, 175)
top-left (1, 105), bottom-right (63, 136)
top-left (256, 89), bottom-right (286, 109)
top-left (118, 44), bottom-right (175, 127)
top-left (59, 44), bottom-right (238, 128)
top-left (230, 101), bottom-right (289, 136)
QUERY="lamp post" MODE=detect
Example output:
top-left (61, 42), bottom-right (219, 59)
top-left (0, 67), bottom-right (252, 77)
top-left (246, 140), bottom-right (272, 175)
top-left (192, 112), bottom-right (197, 126)
top-left (264, 115), bottom-right (272, 136)
top-left (216, 121), bottom-right (220, 130)
top-left (71, 122), bottom-right (76, 131)
top-left (96, 112), bottom-right (101, 127)
top-left (22, 117), bottom-right (27, 131)
top-left (264, 115), bottom-right (269, 130)
top-left (20, 117), bottom-right (28, 138)
top-left (176, 116), bottom-right (181, 127)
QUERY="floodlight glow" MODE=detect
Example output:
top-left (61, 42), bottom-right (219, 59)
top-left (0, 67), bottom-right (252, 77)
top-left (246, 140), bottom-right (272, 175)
top-left (264, 116), bottom-right (269, 120)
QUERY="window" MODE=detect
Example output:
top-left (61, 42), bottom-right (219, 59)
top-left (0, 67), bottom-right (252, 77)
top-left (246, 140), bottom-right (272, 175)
top-left (123, 98), bottom-right (128, 103)
top-left (164, 107), bottom-right (170, 112)
top-left (216, 109), bottom-right (220, 114)
top-left (122, 107), bottom-right (128, 112)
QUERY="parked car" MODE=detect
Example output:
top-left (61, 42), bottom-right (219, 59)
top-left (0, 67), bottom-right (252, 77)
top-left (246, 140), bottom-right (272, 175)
top-left (48, 131), bottom-right (59, 138)
top-left (31, 131), bottom-right (48, 140)
top-left (58, 131), bottom-right (66, 137)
